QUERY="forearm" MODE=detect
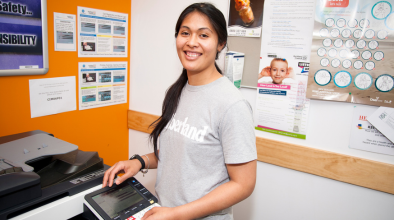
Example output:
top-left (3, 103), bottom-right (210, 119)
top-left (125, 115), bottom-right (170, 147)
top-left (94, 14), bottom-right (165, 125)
top-left (174, 160), bottom-right (257, 219)
top-left (141, 152), bottom-right (159, 169)
top-left (174, 179), bottom-right (252, 219)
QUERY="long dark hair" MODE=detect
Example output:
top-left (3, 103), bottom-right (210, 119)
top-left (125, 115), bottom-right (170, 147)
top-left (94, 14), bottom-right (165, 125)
top-left (149, 3), bottom-right (228, 159)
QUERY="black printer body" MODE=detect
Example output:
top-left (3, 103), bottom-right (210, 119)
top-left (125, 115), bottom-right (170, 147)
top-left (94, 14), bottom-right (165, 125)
top-left (0, 130), bottom-right (109, 220)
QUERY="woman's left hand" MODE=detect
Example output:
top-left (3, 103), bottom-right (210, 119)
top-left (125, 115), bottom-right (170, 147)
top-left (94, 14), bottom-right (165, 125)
top-left (141, 207), bottom-right (179, 220)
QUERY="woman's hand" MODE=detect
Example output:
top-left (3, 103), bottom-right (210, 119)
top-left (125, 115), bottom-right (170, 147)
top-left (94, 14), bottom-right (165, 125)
top-left (102, 159), bottom-right (142, 187)
top-left (141, 207), bottom-right (179, 220)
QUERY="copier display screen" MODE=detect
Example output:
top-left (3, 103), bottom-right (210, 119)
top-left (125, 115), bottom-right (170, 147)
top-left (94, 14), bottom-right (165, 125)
top-left (92, 184), bottom-right (144, 218)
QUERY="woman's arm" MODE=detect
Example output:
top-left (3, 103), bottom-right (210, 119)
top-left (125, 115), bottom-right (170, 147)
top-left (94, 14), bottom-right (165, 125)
top-left (141, 159), bottom-right (257, 220)
top-left (102, 152), bottom-right (159, 187)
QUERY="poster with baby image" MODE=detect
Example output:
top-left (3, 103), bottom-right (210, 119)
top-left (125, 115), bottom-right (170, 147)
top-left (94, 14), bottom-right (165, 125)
top-left (227, 0), bottom-right (265, 37)
top-left (254, 0), bottom-right (315, 139)
top-left (307, 0), bottom-right (394, 107)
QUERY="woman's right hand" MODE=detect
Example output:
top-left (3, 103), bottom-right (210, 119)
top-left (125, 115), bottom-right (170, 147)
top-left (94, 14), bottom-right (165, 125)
top-left (102, 159), bottom-right (142, 188)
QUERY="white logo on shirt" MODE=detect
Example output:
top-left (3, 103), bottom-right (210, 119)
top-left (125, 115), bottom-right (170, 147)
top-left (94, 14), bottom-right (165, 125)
top-left (165, 116), bottom-right (209, 142)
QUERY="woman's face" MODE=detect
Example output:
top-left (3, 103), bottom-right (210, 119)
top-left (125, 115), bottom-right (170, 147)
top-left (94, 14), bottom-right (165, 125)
top-left (176, 12), bottom-right (223, 74)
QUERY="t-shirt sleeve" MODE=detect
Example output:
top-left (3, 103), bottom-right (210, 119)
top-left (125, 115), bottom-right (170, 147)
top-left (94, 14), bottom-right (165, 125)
top-left (219, 99), bottom-right (257, 164)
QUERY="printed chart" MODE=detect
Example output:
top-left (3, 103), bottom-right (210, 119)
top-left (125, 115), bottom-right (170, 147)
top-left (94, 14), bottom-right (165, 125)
top-left (307, 0), bottom-right (394, 107)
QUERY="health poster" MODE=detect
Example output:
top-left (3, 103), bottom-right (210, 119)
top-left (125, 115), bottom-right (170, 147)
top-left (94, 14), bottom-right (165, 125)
top-left (254, 0), bottom-right (315, 139)
top-left (227, 0), bottom-right (264, 37)
top-left (307, 0), bottom-right (394, 107)
top-left (78, 62), bottom-right (127, 110)
top-left (78, 7), bottom-right (128, 57)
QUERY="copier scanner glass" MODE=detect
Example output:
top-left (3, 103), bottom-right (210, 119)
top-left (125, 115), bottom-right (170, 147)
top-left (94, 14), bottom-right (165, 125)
top-left (92, 184), bottom-right (144, 218)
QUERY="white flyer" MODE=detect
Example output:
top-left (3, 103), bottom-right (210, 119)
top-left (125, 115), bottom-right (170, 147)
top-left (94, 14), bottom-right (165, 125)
top-left (368, 107), bottom-right (394, 143)
top-left (79, 62), bottom-right (127, 110)
top-left (349, 105), bottom-right (394, 155)
top-left (54, 12), bottom-right (76, 51)
top-left (77, 7), bottom-right (128, 57)
top-left (254, 0), bottom-right (315, 139)
top-left (29, 76), bottom-right (77, 118)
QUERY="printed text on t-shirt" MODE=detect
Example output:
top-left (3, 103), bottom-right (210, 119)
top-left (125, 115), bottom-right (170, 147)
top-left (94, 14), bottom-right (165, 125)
top-left (165, 116), bottom-right (209, 142)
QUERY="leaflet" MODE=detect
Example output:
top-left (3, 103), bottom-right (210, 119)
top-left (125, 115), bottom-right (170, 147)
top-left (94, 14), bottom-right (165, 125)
top-left (349, 106), bottom-right (394, 156)
top-left (368, 106), bottom-right (394, 143)
top-left (77, 7), bottom-right (128, 57)
top-left (79, 62), bottom-right (127, 110)
top-left (254, 0), bottom-right (315, 139)
top-left (54, 12), bottom-right (76, 51)
top-left (307, 0), bottom-right (394, 107)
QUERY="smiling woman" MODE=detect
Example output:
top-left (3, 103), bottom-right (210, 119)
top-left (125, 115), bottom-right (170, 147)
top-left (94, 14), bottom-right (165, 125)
top-left (103, 3), bottom-right (257, 220)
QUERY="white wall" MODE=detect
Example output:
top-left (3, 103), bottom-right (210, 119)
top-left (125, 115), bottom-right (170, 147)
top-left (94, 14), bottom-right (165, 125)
top-left (129, 0), bottom-right (394, 219)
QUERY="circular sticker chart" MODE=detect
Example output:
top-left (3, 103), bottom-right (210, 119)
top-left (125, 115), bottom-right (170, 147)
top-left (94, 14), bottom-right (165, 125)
top-left (365, 61), bottom-right (375, 70)
top-left (341, 29), bottom-right (351, 38)
top-left (377, 30), bottom-right (388, 39)
top-left (334, 71), bottom-right (352, 88)
top-left (317, 47), bottom-right (327, 56)
top-left (364, 29), bottom-right (375, 39)
top-left (320, 58), bottom-right (330, 67)
top-left (331, 28), bottom-right (340, 38)
top-left (368, 40), bottom-right (379, 49)
top-left (323, 38), bottom-right (332, 47)
top-left (345, 39), bottom-right (355, 48)
top-left (331, 59), bottom-right (341, 68)
top-left (336, 18), bottom-right (346, 28)
top-left (339, 49), bottom-right (349, 58)
top-left (360, 19), bottom-right (370, 28)
top-left (325, 18), bottom-right (335, 27)
top-left (374, 51), bottom-right (384, 61)
top-left (320, 28), bottom-right (329, 37)
top-left (361, 50), bottom-right (372, 60)
top-left (354, 72), bottom-right (373, 90)
top-left (354, 60), bottom-right (364, 69)
top-left (385, 12), bottom-right (394, 30)
top-left (351, 50), bottom-right (360, 59)
top-left (356, 40), bottom-right (366, 49)
top-left (348, 19), bottom-right (358, 28)
top-left (372, 1), bottom-right (392, 20)
top-left (353, 29), bottom-right (363, 39)
top-left (314, 69), bottom-right (332, 86)
top-left (375, 74), bottom-right (394, 92)
top-left (342, 59), bottom-right (352, 69)
top-left (328, 48), bottom-right (337, 57)
top-left (334, 39), bottom-right (343, 48)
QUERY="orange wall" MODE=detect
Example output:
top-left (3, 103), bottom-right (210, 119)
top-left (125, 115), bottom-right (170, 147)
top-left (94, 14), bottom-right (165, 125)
top-left (0, 0), bottom-right (131, 166)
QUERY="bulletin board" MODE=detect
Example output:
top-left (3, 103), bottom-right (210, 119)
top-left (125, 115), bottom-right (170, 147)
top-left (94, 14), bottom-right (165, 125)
top-left (0, 0), bottom-right (131, 166)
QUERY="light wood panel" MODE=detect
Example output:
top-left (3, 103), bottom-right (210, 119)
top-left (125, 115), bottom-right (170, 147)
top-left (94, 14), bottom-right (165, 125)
top-left (128, 110), bottom-right (394, 195)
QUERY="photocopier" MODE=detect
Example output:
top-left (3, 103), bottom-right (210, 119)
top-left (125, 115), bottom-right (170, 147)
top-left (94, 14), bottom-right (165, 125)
top-left (0, 130), bottom-right (109, 220)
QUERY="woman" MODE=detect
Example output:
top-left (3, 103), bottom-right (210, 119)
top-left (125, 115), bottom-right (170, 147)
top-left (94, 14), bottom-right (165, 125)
top-left (103, 3), bottom-right (257, 219)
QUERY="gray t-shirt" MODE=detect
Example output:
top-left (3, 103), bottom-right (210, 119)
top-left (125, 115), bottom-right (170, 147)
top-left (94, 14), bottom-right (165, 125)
top-left (155, 77), bottom-right (257, 220)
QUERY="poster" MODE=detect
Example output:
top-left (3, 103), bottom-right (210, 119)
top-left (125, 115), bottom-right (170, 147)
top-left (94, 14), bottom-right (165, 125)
top-left (254, 0), bottom-right (315, 139)
top-left (77, 7), bottom-right (128, 57)
top-left (54, 12), bottom-right (76, 51)
top-left (227, 0), bottom-right (264, 37)
top-left (0, 0), bottom-right (44, 70)
top-left (29, 76), bottom-right (76, 118)
top-left (349, 105), bottom-right (394, 156)
top-left (79, 62), bottom-right (127, 110)
top-left (307, 0), bottom-right (394, 107)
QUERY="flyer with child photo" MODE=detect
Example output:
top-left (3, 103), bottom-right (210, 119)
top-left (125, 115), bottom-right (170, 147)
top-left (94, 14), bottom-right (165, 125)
top-left (254, 0), bottom-right (315, 139)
